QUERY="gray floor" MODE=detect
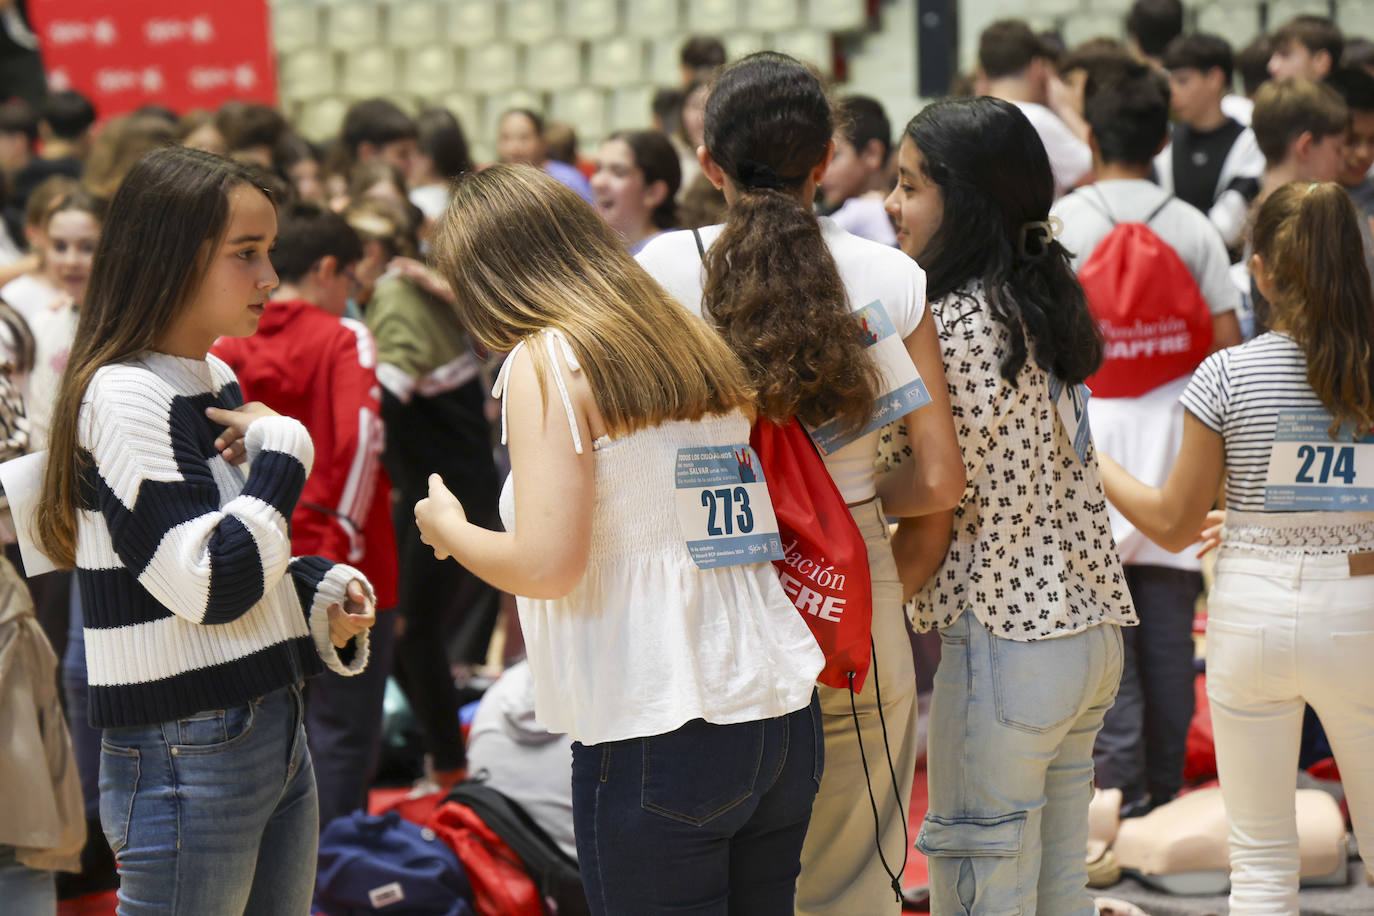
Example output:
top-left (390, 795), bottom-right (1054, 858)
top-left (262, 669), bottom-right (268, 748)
top-left (1102, 863), bottom-right (1374, 915)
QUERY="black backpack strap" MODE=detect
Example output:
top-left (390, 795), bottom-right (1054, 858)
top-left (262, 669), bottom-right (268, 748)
top-left (445, 781), bottom-right (577, 869)
top-left (1144, 194), bottom-right (1174, 225)
top-left (1079, 186), bottom-right (1117, 227)
top-left (691, 226), bottom-right (706, 260)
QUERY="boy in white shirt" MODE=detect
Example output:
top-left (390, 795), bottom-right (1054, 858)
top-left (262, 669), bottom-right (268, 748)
top-left (1268, 15), bottom-right (1343, 82)
top-left (1328, 68), bottom-right (1374, 291)
top-left (978, 19), bottom-right (1093, 197)
top-left (1124, 0), bottom-right (1181, 69)
top-left (1052, 62), bottom-right (1241, 819)
top-left (1155, 34), bottom-right (1264, 252)
top-left (820, 95), bottom-right (897, 246)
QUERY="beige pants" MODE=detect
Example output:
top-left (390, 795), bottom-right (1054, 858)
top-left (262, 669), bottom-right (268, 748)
top-left (796, 500), bottom-right (919, 916)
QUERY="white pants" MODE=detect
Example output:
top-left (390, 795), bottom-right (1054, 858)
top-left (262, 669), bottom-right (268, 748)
top-left (1206, 549), bottom-right (1374, 914)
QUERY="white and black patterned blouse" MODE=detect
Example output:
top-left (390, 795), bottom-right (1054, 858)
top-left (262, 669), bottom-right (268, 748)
top-left (881, 285), bottom-right (1138, 640)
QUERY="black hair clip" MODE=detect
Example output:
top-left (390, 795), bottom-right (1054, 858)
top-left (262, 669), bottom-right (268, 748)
top-left (1017, 216), bottom-right (1063, 260)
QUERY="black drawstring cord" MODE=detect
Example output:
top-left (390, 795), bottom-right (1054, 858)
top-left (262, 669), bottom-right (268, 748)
top-left (847, 634), bottom-right (910, 903)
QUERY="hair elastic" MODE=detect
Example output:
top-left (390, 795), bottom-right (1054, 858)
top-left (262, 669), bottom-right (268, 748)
top-left (1017, 216), bottom-right (1063, 260)
top-left (735, 158), bottom-right (785, 191)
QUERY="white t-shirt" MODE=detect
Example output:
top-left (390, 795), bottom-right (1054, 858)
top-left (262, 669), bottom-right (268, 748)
top-left (1014, 101), bottom-right (1092, 198)
top-left (408, 183), bottom-right (450, 221)
top-left (1052, 179), bottom-right (1239, 569)
top-left (1221, 94), bottom-right (1253, 127)
top-left (25, 299), bottom-right (79, 450)
top-left (0, 273), bottom-right (61, 325)
top-left (0, 220), bottom-right (22, 268)
top-left (830, 195), bottom-right (897, 247)
top-left (1153, 124), bottom-right (1265, 249)
top-left (637, 217), bottom-right (927, 504)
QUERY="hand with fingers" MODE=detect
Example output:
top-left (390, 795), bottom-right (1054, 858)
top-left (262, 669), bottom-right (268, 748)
top-left (327, 579), bottom-right (375, 648)
top-left (206, 402), bottom-right (279, 466)
top-left (388, 256), bottom-right (456, 305)
top-left (1195, 508), bottom-right (1225, 558)
top-left (414, 473), bottom-right (466, 561)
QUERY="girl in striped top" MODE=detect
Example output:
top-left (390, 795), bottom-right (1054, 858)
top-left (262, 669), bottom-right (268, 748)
top-left (1100, 181), bottom-right (1374, 914)
top-left (36, 147), bottom-right (376, 915)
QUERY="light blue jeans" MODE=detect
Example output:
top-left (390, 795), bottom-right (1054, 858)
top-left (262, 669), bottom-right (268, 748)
top-left (0, 846), bottom-right (54, 915)
top-left (918, 613), bottom-right (1124, 915)
top-left (99, 684), bottom-right (318, 915)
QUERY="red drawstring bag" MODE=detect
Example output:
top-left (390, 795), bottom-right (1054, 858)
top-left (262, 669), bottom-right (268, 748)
top-left (751, 418), bottom-right (874, 692)
top-left (426, 802), bottom-right (544, 916)
top-left (1077, 192), bottom-right (1213, 398)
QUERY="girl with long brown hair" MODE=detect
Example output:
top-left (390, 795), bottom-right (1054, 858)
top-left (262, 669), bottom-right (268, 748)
top-left (36, 146), bottom-right (375, 914)
top-left (415, 164), bottom-right (826, 914)
top-left (1100, 180), bottom-right (1374, 913)
top-left (636, 51), bottom-right (965, 916)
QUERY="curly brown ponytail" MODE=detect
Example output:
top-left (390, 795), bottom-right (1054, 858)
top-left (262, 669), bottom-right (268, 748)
top-left (699, 52), bottom-right (882, 434)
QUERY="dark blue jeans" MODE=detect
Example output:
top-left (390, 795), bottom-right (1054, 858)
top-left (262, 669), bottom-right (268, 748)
top-left (571, 693), bottom-right (822, 916)
top-left (1093, 564), bottom-right (1203, 806)
top-left (304, 609), bottom-right (398, 827)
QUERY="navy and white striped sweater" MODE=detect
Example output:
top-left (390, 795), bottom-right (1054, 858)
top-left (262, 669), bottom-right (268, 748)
top-left (76, 352), bottom-right (370, 728)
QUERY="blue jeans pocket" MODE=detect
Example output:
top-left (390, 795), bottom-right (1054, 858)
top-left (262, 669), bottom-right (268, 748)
top-left (640, 719), bottom-right (764, 826)
top-left (990, 633), bottom-right (1087, 734)
top-left (918, 812), bottom-right (1027, 916)
top-left (169, 702), bottom-right (257, 754)
top-left (98, 742), bottom-right (140, 855)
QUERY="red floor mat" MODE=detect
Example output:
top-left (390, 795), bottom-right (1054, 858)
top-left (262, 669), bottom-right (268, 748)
top-left (58, 890), bottom-right (117, 916)
top-left (904, 761), bottom-right (930, 890)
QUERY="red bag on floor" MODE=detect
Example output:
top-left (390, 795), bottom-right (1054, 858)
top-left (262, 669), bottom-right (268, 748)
top-left (751, 418), bottom-right (874, 692)
top-left (426, 802), bottom-right (543, 916)
top-left (1184, 673), bottom-right (1216, 782)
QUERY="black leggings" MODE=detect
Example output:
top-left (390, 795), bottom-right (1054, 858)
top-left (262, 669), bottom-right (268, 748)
top-left (389, 494), bottom-right (500, 771)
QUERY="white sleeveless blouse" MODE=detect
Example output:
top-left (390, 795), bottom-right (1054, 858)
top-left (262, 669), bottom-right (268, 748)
top-left (495, 330), bottom-right (824, 745)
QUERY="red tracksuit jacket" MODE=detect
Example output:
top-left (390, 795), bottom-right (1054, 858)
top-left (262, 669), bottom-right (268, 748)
top-left (213, 298), bottom-right (399, 609)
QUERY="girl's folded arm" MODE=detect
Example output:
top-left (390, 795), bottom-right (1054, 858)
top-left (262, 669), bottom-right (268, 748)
top-left (86, 380), bottom-right (315, 625)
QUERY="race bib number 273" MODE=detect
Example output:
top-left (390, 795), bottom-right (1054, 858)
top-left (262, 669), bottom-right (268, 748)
top-left (674, 445), bottom-right (784, 569)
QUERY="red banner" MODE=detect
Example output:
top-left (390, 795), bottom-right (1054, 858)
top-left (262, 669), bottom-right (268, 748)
top-left (27, 0), bottom-right (278, 118)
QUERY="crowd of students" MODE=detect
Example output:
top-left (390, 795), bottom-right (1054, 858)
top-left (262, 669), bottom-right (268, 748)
top-left (0, 5), bottom-right (1371, 915)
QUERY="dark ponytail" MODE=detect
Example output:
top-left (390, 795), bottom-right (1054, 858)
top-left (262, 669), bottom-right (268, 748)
top-left (903, 97), bottom-right (1103, 385)
top-left (700, 52), bottom-right (882, 432)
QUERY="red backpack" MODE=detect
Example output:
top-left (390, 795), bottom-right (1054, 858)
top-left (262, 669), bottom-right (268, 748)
top-left (426, 801), bottom-right (544, 916)
top-left (1077, 192), bottom-right (1213, 398)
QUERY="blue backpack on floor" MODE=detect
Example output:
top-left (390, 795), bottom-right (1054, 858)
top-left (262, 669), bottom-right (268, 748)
top-left (316, 810), bottom-right (475, 916)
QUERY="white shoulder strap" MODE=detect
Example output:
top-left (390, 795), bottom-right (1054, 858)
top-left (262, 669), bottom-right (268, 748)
top-left (491, 329), bottom-right (585, 455)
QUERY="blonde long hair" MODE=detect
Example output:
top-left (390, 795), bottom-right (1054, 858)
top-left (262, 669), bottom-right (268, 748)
top-left (433, 164), bottom-right (754, 433)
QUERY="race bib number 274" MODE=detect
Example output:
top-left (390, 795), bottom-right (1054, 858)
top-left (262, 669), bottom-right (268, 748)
top-left (1263, 410), bottom-right (1374, 511)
